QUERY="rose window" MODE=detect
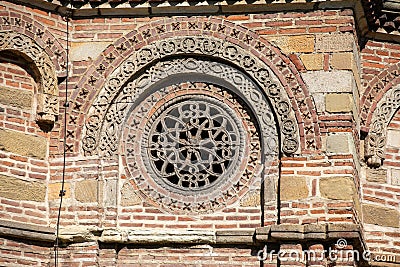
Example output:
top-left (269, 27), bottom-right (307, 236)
top-left (123, 82), bottom-right (262, 213)
top-left (144, 96), bottom-right (243, 192)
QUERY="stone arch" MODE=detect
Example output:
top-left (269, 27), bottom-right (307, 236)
top-left (365, 84), bottom-right (400, 167)
top-left (69, 17), bottom-right (320, 156)
top-left (0, 31), bottom-right (59, 127)
top-left (0, 11), bottom-right (67, 77)
top-left (82, 36), bottom-right (297, 158)
top-left (361, 61), bottom-right (400, 132)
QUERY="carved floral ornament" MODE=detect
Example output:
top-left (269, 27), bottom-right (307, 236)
top-left (82, 36), bottom-right (300, 158)
top-left (0, 31), bottom-right (59, 126)
top-left (366, 85), bottom-right (400, 168)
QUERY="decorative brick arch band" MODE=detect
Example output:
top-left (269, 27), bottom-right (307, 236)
top-left (365, 85), bottom-right (400, 168)
top-left (0, 11), bottom-right (67, 76)
top-left (82, 36), bottom-right (296, 157)
top-left (0, 31), bottom-right (59, 126)
top-left (67, 17), bottom-right (320, 156)
top-left (361, 61), bottom-right (400, 132)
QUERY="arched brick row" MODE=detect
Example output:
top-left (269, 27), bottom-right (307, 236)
top-left (0, 10), bottom-right (67, 77)
top-left (361, 61), bottom-right (400, 132)
top-left (65, 17), bottom-right (320, 156)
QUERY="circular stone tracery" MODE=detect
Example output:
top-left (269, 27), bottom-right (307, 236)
top-left (144, 95), bottom-right (244, 192)
top-left (123, 82), bottom-right (262, 213)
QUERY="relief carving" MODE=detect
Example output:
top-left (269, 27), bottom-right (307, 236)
top-left (0, 31), bottom-right (59, 128)
top-left (366, 85), bottom-right (400, 167)
top-left (82, 36), bottom-right (300, 157)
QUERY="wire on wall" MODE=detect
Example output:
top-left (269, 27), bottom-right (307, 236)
top-left (54, 7), bottom-right (71, 267)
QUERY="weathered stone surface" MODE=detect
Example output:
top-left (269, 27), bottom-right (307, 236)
top-left (59, 225), bottom-right (99, 242)
top-left (280, 176), bottom-right (308, 200)
top-left (216, 229), bottom-right (254, 244)
top-left (363, 204), bottom-right (400, 228)
top-left (263, 175), bottom-right (277, 202)
top-left (104, 179), bottom-right (117, 207)
top-left (121, 181), bottom-right (142, 206)
top-left (320, 177), bottom-right (355, 200)
top-left (48, 182), bottom-right (71, 201)
top-left (331, 52), bottom-right (354, 70)
top-left (366, 168), bottom-right (387, 183)
top-left (267, 35), bottom-right (314, 54)
top-left (316, 33), bottom-right (354, 52)
top-left (391, 169), bottom-right (400, 186)
top-left (325, 93), bottom-right (352, 113)
top-left (240, 190), bottom-right (260, 207)
top-left (312, 93), bottom-right (325, 112)
top-left (300, 53), bottom-right (323, 70)
top-left (100, 229), bottom-right (216, 244)
top-left (326, 133), bottom-right (350, 154)
top-left (0, 219), bottom-right (55, 242)
top-left (302, 70), bottom-right (354, 93)
top-left (75, 180), bottom-right (98, 203)
top-left (0, 86), bottom-right (33, 109)
top-left (387, 129), bottom-right (400, 147)
top-left (70, 42), bottom-right (110, 61)
top-left (0, 129), bottom-right (47, 159)
top-left (0, 175), bottom-right (45, 202)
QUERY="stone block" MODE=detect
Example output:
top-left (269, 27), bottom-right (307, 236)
top-left (280, 176), bottom-right (308, 201)
top-left (300, 53), bottom-right (323, 70)
top-left (267, 35), bottom-right (314, 54)
top-left (0, 175), bottom-right (45, 202)
top-left (387, 130), bottom-right (400, 147)
top-left (48, 182), bottom-right (71, 201)
top-left (0, 129), bottom-right (47, 159)
top-left (104, 179), bottom-right (117, 207)
top-left (240, 190), bottom-right (260, 207)
top-left (316, 33), bottom-right (354, 52)
top-left (326, 133), bottom-right (350, 154)
top-left (302, 70), bottom-right (354, 93)
top-left (331, 52), bottom-right (354, 70)
top-left (75, 180), bottom-right (98, 203)
top-left (312, 93), bottom-right (325, 112)
top-left (121, 181), bottom-right (142, 206)
top-left (263, 175), bottom-right (277, 202)
top-left (216, 229), bottom-right (254, 244)
top-left (320, 177), bottom-right (355, 200)
top-left (363, 204), bottom-right (399, 228)
top-left (70, 42), bottom-right (110, 61)
top-left (0, 86), bottom-right (33, 109)
top-left (366, 168), bottom-right (387, 183)
top-left (391, 169), bottom-right (400, 186)
top-left (325, 93), bottom-right (353, 113)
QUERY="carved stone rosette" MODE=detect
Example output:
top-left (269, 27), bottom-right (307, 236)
top-left (366, 85), bottom-right (400, 167)
top-left (0, 31), bottom-right (59, 127)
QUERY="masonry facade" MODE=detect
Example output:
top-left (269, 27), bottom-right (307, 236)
top-left (0, 0), bottom-right (399, 266)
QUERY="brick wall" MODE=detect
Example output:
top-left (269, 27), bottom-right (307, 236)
top-left (361, 108), bottom-right (400, 258)
top-left (0, 0), bottom-right (399, 266)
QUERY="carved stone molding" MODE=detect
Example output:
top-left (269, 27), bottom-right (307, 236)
top-left (0, 31), bottom-right (59, 127)
top-left (82, 36), bottom-right (299, 158)
top-left (366, 85), bottom-right (400, 167)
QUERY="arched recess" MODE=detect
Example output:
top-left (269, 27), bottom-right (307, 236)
top-left (365, 84), bottom-right (400, 167)
top-left (81, 36), bottom-right (295, 214)
top-left (65, 17), bottom-right (320, 156)
top-left (82, 36), bottom-right (300, 158)
top-left (0, 31), bottom-right (59, 129)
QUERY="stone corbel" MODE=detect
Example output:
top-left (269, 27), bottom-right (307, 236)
top-left (36, 93), bottom-right (59, 131)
